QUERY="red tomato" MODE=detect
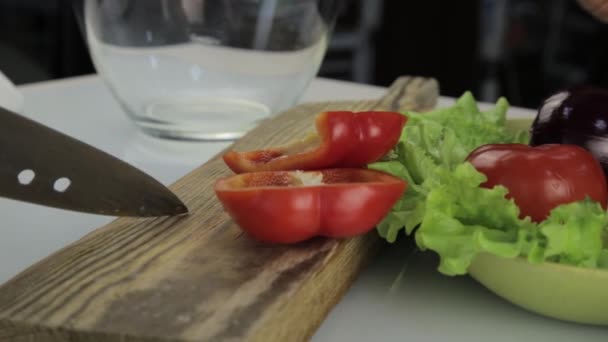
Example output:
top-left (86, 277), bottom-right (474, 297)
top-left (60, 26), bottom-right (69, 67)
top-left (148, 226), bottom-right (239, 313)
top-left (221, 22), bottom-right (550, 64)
top-left (214, 169), bottom-right (407, 243)
top-left (222, 111), bottom-right (407, 173)
top-left (466, 143), bottom-right (608, 222)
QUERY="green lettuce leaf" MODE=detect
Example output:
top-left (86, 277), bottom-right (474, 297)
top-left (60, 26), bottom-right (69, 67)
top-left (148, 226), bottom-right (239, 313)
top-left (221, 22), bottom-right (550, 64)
top-left (538, 198), bottom-right (607, 268)
top-left (414, 163), bottom-right (536, 275)
top-left (369, 92), bottom-right (527, 244)
top-left (369, 91), bottom-right (608, 275)
top-left (370, 161), bottom-right (426, 241)
top-left (395, 161), bottom-right (608, 276)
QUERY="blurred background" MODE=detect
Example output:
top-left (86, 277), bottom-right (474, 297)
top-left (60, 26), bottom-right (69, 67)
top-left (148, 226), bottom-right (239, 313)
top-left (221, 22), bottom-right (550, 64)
top-left (1, 0), bottom-right (607, 109)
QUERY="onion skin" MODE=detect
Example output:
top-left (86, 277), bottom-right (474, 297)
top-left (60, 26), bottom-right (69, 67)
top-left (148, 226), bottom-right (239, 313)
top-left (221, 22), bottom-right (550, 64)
top-left (530, 86), bottom-right (608, 179)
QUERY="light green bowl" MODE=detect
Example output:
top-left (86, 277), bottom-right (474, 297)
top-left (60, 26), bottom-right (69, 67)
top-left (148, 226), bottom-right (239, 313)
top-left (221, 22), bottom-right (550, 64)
top-left (469, 253), bottom-right (608, 326)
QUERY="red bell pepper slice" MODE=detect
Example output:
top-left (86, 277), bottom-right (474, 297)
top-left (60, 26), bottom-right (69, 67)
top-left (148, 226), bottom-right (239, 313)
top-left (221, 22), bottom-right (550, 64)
top-left (466, 143), bottom-right (608, 222)
top-left (214, 168), bottom-right (407, 243)
top-left (222, 111), bottom-right (407, 173)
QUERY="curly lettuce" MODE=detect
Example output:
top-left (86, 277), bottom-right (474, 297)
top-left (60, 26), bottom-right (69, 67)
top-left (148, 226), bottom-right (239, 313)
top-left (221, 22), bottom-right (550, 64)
top-left (370, 92), bottom-right (608, 275)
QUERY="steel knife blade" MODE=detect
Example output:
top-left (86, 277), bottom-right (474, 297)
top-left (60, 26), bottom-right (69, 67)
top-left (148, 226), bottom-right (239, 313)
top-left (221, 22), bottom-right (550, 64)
top-left (0, 106), bottom-right (188, 217)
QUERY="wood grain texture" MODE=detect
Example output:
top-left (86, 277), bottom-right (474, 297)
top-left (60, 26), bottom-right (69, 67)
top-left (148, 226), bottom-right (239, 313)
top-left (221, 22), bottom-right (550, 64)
top-left (0, 76), bottom-right (438, 342)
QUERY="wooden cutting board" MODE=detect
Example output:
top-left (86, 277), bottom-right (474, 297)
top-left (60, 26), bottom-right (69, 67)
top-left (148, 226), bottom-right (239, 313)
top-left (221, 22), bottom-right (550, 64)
top-left (0, 76), bottom-right (438, 342)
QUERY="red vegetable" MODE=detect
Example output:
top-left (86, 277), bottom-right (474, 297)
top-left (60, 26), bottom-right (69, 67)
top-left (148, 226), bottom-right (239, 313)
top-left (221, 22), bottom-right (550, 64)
top-left (214, 169), bottom-right (407, 243)
top-left (466, 143), bottom-right (608, 222)
top-left (222, 111), bottom-right (407, 173)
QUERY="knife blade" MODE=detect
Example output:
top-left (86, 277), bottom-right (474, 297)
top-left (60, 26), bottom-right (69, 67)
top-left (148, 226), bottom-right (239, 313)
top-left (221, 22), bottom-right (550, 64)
top-left (0, 106), bottom-right (188, 217)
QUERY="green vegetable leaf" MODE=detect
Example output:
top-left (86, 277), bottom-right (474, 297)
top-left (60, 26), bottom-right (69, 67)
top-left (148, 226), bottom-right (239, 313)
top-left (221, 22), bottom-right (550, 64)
top-left (370, 92), bottom-right (526, 245)
top-left (369, 160), bottom-right (427, 240)
top-left (481, 97), bottom-right (508, 125)
top-left (539, 198), bottom-right (607, 268)
top-left (369, 90), bottom-right (608, 275)
top-left (456, 91), bottom-right (480, 114)
top-left (408, 163), bottom-right (608, 276)
top-left (414, 163), bottom-right (533, 275)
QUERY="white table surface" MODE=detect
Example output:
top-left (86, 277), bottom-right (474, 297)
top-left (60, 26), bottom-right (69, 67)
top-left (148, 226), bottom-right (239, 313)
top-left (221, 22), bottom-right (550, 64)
top-left (2, 75), bottom-right (607, 341)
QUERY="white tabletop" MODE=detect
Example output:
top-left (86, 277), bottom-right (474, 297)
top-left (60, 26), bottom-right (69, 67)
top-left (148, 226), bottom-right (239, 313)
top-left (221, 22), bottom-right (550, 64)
top-left (2, 75), bottom-right (607, 341)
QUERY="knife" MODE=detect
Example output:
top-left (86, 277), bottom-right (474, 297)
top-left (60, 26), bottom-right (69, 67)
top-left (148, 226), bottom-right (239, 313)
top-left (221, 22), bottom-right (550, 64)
top-left (0, 105), bottom-right (188, 217)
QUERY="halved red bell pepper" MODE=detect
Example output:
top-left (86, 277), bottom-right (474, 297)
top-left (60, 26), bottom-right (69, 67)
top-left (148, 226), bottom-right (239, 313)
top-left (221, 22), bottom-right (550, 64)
top-left (222, 111), bottom-right (407, 173)
top-left (214, 168), bottom-right (407, 243)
